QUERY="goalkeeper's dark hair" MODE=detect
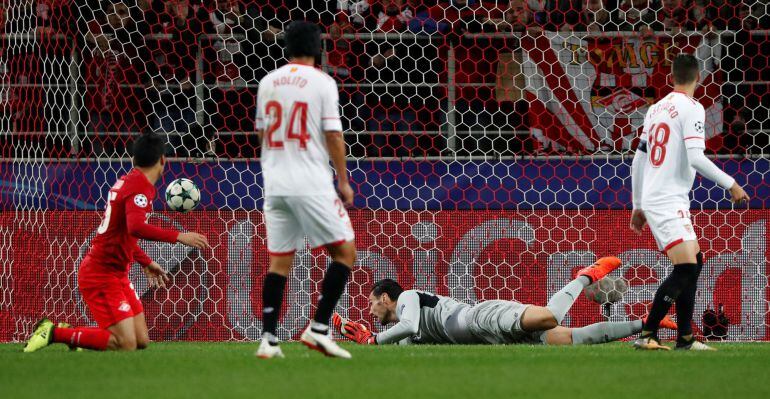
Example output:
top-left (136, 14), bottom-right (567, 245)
top-left (672, 54), bottom-right (700, 85)
top-left (283, 20), bottom-right (321, 59)
top-left (371, 279), bottom-right (404, 301)
top-left (131, 133), bottom-right (166, 167)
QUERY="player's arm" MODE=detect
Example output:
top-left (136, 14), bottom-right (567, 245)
top-left (374, 291), bottom-right (421, 345)
top-left (133, 244), bottom-right (153, 267)
top-left (125, 192), bottom-right (209, 248)
top-left (322, 78), bottom-right (354, 206)
top-left (683, 107), bottom-right (749, 204)
top-left (630, 121), bottom-right (649, 234)
top-left (133, 244), bottom-right (170, 288)
top-left (255, 86), bottom-right (264, 142)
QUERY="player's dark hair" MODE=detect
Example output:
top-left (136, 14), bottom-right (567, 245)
top-left (131, 133), bottom-right (166, 167)
top-left (284, 21), bottom-right (321, 59)
top-left (371, 279), bottom-right (404, 301)
top-left (672, 54), bottom-right (699, 85)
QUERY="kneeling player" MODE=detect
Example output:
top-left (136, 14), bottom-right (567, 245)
top-left (24, 133), bottom-right (209, 352)
top-left (334, 257), bottom-right (676, 346)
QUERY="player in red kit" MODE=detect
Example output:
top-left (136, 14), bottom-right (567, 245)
top-left (23, 133), bottom-right (209, 352)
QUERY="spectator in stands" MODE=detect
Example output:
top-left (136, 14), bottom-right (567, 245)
top-left (375, 0), bottom-right (414, 32)
top-left (573, 0), bottom-right (614, 32)
top-left (84, 1), bottom-right (149, 155)
top-left (145, 0), bottom-right (209, 156)
top-left (486, 0), bottom-right (544, 33)
top-left (614, 0), bottom-right (661, 32)
top-left (658, 0), bottom-right (698, 32)
top-left (206, 0), bottom-right (254, 86)
top-left (364, 0), bottom-right (422, 156)
top-left (545, 0), bottom-right (582, 31)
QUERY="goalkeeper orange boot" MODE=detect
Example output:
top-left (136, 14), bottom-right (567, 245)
top-left (576, 256), bottom-right (623, 284)
top-left (642, 315), bottom-right (678, 331)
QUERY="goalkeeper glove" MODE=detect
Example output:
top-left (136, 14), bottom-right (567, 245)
top-left (332, 313), bottom-right (376, 345)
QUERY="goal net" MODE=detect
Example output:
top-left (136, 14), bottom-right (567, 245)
top-left (1, 1), bottom-right (768, 342)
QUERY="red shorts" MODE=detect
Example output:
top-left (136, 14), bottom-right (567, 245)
top-left (78, 260), bottom-right (143, 329)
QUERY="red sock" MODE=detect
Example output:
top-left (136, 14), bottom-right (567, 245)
top-left (53, 327), bottom-right (111, 350)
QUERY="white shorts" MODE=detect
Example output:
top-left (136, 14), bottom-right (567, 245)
top-left (264, 195), bottom-right (355, 255)
top-left (644, 207), bottom-right (698, 252)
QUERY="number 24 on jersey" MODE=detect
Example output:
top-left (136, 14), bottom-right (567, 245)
top-left (264, 101), bottom-right (310, 150)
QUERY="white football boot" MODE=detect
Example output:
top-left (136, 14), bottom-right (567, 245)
top-left (675, 340), bottom-right (717, 351)
top-left (256, 337), bottom-right (285, 359)
top-left (300, 326), bottom-right (352, 359)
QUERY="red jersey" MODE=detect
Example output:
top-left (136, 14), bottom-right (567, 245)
top-left (82, 169), bottom-right (179, 276)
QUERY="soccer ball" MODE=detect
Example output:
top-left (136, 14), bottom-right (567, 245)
top-left (165, 178), bottom-right (201, 212)
top-left (584, 276), bottom-right (628, 304)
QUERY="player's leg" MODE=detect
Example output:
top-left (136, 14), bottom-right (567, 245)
top-left (542, 321), bottom-right (641, 345)
top-left (635, 209), bottom-right (702, 350)
top-left (258, 196), bottom-right (300, 358)
top-left (543, 256), bottom-right (622, 325)
top-left (106, 317), bottom-right (138, 350)
top-left (313, 241), bottom-right (356, 330)
top-left (292, 195), bottom-right (356, 358)
top-left (519, 306), bottom-right (559, 332)
top-left (133, 312), bottom-right (150, 350)
top-left (666, 245), bottom-right (711, 350)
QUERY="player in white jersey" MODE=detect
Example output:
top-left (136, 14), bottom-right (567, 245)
top-left (333, 257), bottom-right (677, 346)
top-left (255, 22), bottom-right (357, 359)
top-left (630, 54), bottom-right (749, 351)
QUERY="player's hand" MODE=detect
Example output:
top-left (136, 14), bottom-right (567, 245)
top-left (729, 182), bottom-right (750, 205)
top-left (338, 181), bottom-right (354, 207)
top-left (143, 261), bottom-right (170, 288)
top-left (178, 232), bottom-right (210, 249)
top-left (629, 209), bottom-right (647, 235)
top-left (332, 313), bottom-right (376, 345)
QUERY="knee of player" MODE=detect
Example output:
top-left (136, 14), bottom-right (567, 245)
top-left (136, 340), bottom-right (149, 350)
top-left (114, 335), bottom-right (138, 351)
top-left (541, 311), bottom-right (559, 329)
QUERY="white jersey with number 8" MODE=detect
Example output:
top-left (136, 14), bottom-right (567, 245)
top-left (639, 91), bottom-right (706, 210)
top-left (256, 63), bottom-right (343, 197)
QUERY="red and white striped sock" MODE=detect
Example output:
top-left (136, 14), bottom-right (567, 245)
top-left (53, 327), bottom-right (111, 350)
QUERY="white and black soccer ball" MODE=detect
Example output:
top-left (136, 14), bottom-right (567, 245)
top-left (165, 178), bottom-right (201, 212)
top-left (584, 276), bottom-right (629, 304)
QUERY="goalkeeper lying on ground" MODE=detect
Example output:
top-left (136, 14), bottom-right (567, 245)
top-left (334, 257), bottom-right (676, 345)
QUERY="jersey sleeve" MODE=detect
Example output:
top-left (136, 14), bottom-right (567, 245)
top-left (255, 83), bottom-right (265, 131)
top-left (125, 189), bottom-right (179, 243)
top-left (682, 104), bottom-right (706, 150)
top-left (133, 244), bottom-right (153, 267)
top-left (375, 290), bottom-right (421, 344)
top-left (639, 110), bottom-right (650, 145)
top-left (321, 78), bottom-right (343, 132)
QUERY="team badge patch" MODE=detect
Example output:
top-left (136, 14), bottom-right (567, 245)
top-left (134, 194), bottom-right (148, 208)
top-left (118, 301), bottom-right (131, 312)
top-left (695, 121), bottom-right (704, 135)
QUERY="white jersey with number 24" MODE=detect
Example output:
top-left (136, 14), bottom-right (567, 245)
top-left (256, 63), bottom-right (343, 197)
top-left (639, 91), bottom-right (707, 210)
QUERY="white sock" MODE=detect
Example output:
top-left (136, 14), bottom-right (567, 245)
top-left (546, 276), bottom-right (591, 324)
top-left (262, 332), bottom-right (279, 345)
top-left (310, 320), bottom-right (329, 333)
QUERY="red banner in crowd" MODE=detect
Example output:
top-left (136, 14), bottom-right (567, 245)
top-left (2, 210), bottom-right (767, 342)
top-left (522, 32), bottom-right (724, 153)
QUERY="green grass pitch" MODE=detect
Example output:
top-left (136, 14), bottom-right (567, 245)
top-left (2, 342), bottom-right (769, 398)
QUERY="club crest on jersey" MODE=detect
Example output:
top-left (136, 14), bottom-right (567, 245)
top-left (134, 194), bottom-right (148, 208)
top-left (118, 301), bottom-right (131, 312)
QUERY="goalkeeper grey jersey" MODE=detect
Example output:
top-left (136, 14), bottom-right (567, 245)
top-left (375, 290), bottom-right (472, 345)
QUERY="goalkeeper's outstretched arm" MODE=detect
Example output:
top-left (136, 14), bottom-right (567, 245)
top-left (374, 290), bottom-right (421, 344)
